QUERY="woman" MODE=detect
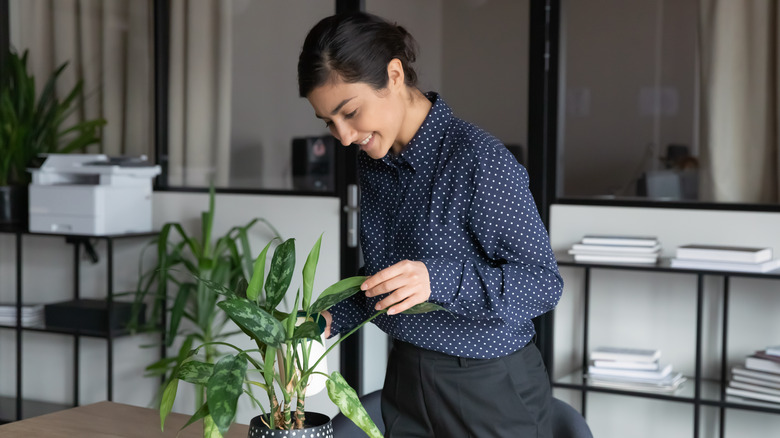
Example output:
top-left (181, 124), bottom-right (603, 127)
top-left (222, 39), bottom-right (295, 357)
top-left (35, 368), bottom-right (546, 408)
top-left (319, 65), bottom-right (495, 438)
top-left (298, 12), bottom-right (563, 438)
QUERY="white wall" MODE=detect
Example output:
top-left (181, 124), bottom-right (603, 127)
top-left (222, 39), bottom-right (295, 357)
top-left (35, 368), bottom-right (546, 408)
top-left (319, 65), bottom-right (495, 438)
top-left (549, 204), bottom-right (780, 438)
top-left (0, 191), bottom-right (343, 426)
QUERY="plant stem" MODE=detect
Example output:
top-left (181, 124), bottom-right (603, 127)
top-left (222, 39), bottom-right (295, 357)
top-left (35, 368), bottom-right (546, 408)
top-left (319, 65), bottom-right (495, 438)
top-left (302, 308), bottom-right (388, 381)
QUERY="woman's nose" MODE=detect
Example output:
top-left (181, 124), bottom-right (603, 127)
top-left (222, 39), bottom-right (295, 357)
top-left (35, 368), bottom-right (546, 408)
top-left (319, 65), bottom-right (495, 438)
top-left (333, 123), bottom-right (356, 146)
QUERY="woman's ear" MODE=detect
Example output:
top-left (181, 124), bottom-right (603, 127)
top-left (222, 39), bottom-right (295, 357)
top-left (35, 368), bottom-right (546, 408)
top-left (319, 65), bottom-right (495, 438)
top-left (386, 58), bottom-right (405, 90)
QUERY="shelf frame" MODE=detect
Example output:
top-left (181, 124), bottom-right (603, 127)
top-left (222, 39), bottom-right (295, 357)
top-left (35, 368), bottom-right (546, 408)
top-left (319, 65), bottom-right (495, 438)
top-left (554, 256), bottom-right (780, 438)
top-left (1, 228), bottom-right (158, 421)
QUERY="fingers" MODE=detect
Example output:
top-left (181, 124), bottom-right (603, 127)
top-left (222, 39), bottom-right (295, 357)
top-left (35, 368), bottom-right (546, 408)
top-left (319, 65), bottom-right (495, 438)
top-left (376, 285), bottom-right (427, 315)
top-left (362, 260), bottom-right (431, 315)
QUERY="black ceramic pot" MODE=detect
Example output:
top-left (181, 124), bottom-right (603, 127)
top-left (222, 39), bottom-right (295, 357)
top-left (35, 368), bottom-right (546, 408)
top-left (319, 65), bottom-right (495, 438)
top-left (247, 412), bottom-right (333, 438)
top-left (0, 185), bottom-right (28, 229)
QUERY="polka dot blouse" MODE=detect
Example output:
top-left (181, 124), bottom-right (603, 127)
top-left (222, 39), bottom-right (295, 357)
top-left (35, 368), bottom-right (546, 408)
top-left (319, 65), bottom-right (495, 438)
top-left (328, 92), bottom-right (564, 359)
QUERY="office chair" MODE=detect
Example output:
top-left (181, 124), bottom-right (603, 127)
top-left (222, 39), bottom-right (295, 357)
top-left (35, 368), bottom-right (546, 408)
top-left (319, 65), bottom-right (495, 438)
top-left (331, 390), bottom-right (592, 438)
top-left (331, 389), bottom-right (385, 437)
top-left (550, 397), bottom-right (593, 438)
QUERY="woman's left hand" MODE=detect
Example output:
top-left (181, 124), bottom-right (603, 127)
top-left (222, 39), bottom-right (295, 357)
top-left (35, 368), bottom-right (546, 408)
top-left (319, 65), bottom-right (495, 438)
top-left (362, 260), bottom-right (432, 315)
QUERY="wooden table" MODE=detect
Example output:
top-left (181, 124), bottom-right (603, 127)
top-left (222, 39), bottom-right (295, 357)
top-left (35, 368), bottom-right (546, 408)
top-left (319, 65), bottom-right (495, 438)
top-left (0, 401), bottom-right (250, 437)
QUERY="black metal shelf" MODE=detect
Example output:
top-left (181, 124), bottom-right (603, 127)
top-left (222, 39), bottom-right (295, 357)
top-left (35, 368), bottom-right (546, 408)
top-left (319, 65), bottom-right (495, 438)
top-left (0, 323), bottom-right (137, 338)
top-left (0, 229), bottom-right (158, 422)
top-left (556, 254), bottom-right (780, 438)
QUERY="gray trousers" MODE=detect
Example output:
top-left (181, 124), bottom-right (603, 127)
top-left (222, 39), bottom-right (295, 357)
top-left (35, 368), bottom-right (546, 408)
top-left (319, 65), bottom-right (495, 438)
top-left (381, 339), bottom-right (553, 438)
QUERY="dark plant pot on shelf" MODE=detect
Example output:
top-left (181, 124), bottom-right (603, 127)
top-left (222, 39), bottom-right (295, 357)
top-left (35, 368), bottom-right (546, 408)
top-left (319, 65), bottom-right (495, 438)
top-left (0, 185), bottom-right (28, 229)
top-left (248, 412), bottom-right (333, 438)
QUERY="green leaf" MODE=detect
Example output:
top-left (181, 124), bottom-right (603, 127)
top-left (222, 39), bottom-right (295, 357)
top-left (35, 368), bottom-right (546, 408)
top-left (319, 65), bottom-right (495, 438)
top-left (292, 320), bottom-right (322, 341)
top-left (176, 360), bottom-right (215, 385)
top-left (207, 354), bottom-right (248, 435)
top-left (326, 372), bottom-right (383, 438)
top-left (309, 276), bottom-right (368, 315)
top-left (302, 235), bottom-right (322, 311)
top-left (179, 402), bottom-right (209, 432)
top-left (264, 238), bottom-right (296, 311)
top-left (247, 239), bottom-right (275, 302)
top-left (167, 282), bottom-right (194, 347)
top-left (217, 298), bottom-right (285, 347)
top-left (159, 378), bottom-right (178, 430)
top-left (401, 302), bottom-right (449, 314)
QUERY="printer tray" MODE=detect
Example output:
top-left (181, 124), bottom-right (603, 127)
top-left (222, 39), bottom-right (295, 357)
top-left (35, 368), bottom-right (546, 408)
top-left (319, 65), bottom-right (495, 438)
top-left (44, 299), bottom-right (145, 336)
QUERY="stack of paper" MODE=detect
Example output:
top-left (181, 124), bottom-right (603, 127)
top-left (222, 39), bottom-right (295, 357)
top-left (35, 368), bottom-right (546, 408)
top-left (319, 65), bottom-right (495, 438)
top-left (567, 235), bottom-right (661, 264)
top-left (0, 304), bottom-right (45, 327)
top-left (587, 346), bottom-right (686, 393)
top-left (727, 346), bottom-right (780, 404)
top-left (670, 245), bottom-right (780, 273)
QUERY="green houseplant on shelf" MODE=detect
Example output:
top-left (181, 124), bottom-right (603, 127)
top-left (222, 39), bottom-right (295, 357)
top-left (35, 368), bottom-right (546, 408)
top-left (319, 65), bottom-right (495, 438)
top-left (159, 235), bottom-right (445, 438)
top-left (129, 186), bottom-right (281, 411)
top-left (0, 49), bottom-right (106, 226)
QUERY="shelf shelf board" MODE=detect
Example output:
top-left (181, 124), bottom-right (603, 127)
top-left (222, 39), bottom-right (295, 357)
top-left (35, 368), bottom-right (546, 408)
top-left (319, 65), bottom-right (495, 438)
top-left (0, 396), bottom-right (71, 423)
top-left (0, 323), bottom-right (135, 338)
top-left (554, 370), bottom-right (780, 413)
top-left (553, 370), bottom-right (698, 403)
top-left (556, 255), bottom-right (780, 279)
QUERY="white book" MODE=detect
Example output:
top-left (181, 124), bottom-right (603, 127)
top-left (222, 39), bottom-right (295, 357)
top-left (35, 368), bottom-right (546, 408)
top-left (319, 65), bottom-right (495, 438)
top-left (726, 386), bottom-right (780, 404)
top-left (670, 258), bottom-right (780, 273)
top-left (588, 363), bottom-right (673, 381)
top-left (732, 374), bottom-right (780, 390)
top-left (730, 380), bottom-right (780, 396)
top-left (766, 345), bottom-right (780, 357)
top-left (573, 254), bottom-right (658, 264)
top-left (570, 243), bottom-right (662, 254)
top-left (581, 235), bottom-right (659, 247)
top-left (591, 346), bottom-right (661, 363)
top-left (593, 360), bottom-right (660, 371)
top-left (745, 356), bottom-right (780, 375)
top-left (675, 244), bottom-right (773, 263)
top-left (589, 374), bottom-right (686, 393)
top-left (732, 366), bottom-right (780, 384)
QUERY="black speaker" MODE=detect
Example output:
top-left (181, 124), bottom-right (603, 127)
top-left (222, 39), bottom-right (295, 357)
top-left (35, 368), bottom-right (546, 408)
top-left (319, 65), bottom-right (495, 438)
top-left (292, 136), bottom-right (335, 191)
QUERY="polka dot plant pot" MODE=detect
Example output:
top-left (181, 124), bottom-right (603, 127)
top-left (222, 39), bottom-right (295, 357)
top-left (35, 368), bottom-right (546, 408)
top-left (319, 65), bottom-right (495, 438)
top-left (247, 412), bottom-right (333, 438)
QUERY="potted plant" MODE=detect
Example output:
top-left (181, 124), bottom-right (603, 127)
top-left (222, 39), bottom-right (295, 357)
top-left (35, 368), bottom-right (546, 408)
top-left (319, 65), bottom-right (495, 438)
top-left (159, 235), bottom-right (445, 438)
top-left (129, 186), bottom-right (281, 412)
top-left (0, 49), bottom-right (106, 227)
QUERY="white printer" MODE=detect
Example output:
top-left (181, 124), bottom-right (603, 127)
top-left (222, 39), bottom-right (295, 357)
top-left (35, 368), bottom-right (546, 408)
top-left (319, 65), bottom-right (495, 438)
top-left (28, 154), bottom-right (161, 235)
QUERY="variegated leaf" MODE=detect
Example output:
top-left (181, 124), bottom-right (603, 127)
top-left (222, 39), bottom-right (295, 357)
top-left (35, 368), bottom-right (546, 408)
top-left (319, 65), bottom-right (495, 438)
top-left (308, 276), bottom-right (368, 315)
top-left (401, 302), bottom-right (449, 315)
top-left (217, 299), bottom-right (285, 347)
top-left (264, 238), bottom-right (295, 311)
top-left (292, 320), bottom-right (322, 341)
top-left (326, 372), bottom-right (383, 438)
top-left (207, 354), bottom-right (247, 435)
top-left (176, 360), bottom-right (214, 385)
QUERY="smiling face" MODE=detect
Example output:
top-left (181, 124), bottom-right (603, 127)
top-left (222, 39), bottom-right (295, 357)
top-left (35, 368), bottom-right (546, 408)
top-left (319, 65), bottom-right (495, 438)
top-left (307, 79), bottom-right (405, 159)
top-left (305, 58), bottom-right (432, 160)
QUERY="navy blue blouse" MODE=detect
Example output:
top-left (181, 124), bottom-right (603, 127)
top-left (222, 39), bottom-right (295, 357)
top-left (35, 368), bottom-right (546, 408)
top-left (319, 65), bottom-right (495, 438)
top-left (328, 93), bottom-right (563, 358)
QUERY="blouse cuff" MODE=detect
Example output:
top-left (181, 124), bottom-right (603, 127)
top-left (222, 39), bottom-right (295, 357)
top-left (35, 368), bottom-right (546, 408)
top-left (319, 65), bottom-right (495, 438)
top-left (420, 258), bottom-right (461, 305)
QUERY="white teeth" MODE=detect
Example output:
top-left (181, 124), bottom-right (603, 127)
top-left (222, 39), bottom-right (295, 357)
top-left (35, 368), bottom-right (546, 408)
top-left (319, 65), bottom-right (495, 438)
top-left (359, 134), bottom-right (373, 145)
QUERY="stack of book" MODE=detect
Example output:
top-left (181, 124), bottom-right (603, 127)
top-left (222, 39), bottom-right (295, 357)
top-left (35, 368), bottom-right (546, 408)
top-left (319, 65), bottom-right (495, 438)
top-left (0, 303), bottom-right (44, 327)
top-left (567, 235), bottom-right (661, 264)
top-left (587, 346), bottom-right (686, 393)
top-left (670, 244), bottom-right (780, 273)
top-left (727, 346), bottom-right (780, 404)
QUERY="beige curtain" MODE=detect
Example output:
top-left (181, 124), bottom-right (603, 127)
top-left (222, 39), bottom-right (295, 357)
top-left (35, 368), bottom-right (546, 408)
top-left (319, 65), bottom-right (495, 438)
top-left (10, 0), bottom-right (154, 158)
top-left (167, 0), bottom-right (232, 187)
top-left (699, 0), bottom-right (779, 203)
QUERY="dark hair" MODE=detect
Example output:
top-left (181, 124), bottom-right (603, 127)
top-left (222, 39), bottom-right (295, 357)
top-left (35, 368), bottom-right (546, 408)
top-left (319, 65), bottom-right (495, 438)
top-left (297, 12), bottom-right (419, 97)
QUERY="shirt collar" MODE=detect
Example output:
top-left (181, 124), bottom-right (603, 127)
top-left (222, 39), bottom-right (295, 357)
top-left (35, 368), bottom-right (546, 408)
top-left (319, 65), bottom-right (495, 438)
top-left (377, 92), bottom-right (452, 172)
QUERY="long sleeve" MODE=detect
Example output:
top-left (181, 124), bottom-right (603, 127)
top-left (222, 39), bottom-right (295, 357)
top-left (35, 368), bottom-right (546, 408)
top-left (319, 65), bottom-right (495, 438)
top-left (423, 146), bottom-right (562, 326)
